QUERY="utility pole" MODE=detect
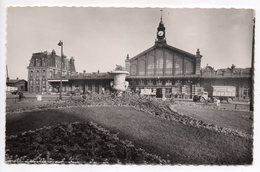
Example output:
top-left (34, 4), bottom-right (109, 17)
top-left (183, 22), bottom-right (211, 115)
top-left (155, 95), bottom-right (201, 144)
top-left (250, 18), bottom-right (255, 111)
top-left (6, 65), bottom-right (9, 81)
top-left (58, 40), bottom-right (63, 100)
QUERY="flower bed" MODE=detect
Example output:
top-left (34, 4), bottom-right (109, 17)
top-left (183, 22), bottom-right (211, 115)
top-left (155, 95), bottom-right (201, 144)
top-left (6, 121), bottom-right (167, 164)
top-left (7, 93), bottom-right (251, 139)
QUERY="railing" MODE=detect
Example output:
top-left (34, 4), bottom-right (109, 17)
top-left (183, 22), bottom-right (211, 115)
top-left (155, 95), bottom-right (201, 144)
top-left (49, 74), bottom-right (113, 80)
top-left (127, 74), bottom-right (251, 79)
top-left (201, 74), bottom-right (251, 79)
top-left (127, 75), bottom-right (201, 79)
top-left (48, 73), bottom-right (251, 80)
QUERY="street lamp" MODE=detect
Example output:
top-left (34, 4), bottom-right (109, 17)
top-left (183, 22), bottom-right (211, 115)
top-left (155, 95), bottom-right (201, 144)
top-left (58, 40), bottom-right (63, 100)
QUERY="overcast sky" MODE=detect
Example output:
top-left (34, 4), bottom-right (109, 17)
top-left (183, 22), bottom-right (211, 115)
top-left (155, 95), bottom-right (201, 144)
top-left (7, 7), bottom-right (254, 80)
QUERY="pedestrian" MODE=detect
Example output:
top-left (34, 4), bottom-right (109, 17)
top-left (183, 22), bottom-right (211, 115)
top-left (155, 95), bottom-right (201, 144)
top-left (18, 91), bottom-right (23, 101)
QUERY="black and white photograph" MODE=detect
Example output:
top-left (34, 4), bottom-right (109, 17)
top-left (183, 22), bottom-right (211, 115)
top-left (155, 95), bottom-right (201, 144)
top-left (0, 0), bottom-right (259, 171)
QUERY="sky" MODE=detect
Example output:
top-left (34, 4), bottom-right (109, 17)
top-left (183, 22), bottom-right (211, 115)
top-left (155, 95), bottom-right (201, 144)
top-left (6, 7), bottom-right (254, 80)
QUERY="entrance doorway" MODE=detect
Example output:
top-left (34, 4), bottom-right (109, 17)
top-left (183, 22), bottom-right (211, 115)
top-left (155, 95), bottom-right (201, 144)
top-left (156, 88), bottom-right (162, 98)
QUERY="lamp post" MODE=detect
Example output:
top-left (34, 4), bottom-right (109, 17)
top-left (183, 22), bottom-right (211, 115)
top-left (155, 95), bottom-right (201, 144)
top-left (58, 40), bottom-right (63, 100)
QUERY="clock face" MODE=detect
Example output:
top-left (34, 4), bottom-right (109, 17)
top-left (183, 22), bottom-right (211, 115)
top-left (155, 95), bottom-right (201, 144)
top-left (158, 31), bottom-right (164, 36)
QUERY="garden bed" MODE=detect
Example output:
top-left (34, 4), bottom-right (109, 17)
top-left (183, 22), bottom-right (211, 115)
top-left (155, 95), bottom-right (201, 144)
top-left (6, 121), bottom-right (167, 164)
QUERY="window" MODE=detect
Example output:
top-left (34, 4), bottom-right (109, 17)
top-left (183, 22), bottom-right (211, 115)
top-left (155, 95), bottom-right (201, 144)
top-left (42, 86), bottom-right (46, 92)
top-left (36, 58), bottom-right (40, 67)
top-left (139, 80), bottom-right (144, 85)
top-left (30, 70), bottom-right (33, 77)
top-left (175, 56), bottom-right (183, 75)
top-left (165, 55), bottom-right (173, 75)
top-left (243, 88), bottom-right (250, 98)
top-left (36, 86), bottom-right (40, 93)
top-left (138, 60), bottom-right (145, 75)
top-left (130, 64), bottom-right (137, 75)
top-left (42, 70), bottom-right (46, 78)
top-left (155, 50), bottom-right (163, 75)
top-left (146, 55), bottom-right (154, 75)
top-left (42, 59), bottom-right (46, 66)
top-left (36, 70), bottom-right (39, 78)
top-left (185, 59), bottom-right (193, 74)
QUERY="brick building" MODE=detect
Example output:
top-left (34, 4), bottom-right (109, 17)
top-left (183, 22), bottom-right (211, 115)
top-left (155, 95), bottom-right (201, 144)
top-left (27, 50), bottom-right (76, 93)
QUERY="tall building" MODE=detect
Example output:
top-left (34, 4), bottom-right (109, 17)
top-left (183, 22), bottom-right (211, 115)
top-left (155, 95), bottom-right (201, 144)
top-left (125, 14), bottom-right (202, 98)
top-left (27, 50), bottom-right (76, 93)
top-left (124, 13), bottom-right (251, 99)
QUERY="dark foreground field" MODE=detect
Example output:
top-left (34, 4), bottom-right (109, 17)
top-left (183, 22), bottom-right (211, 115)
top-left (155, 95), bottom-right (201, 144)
top-left (6, 106), bottom-right (253, 164)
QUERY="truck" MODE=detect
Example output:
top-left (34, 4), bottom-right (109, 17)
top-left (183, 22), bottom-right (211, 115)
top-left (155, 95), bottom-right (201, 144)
top-left (140, 88), bottom-right (156, 97)
top-left (193, 85), bottom-right (236, 103)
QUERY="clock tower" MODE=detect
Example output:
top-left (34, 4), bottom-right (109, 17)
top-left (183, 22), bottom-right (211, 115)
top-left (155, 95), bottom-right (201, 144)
top-left (156, 9), bottom-right (166, 44)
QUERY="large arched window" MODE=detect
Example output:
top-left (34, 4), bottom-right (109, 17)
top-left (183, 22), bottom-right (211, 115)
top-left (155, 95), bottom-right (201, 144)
top-left (175, 55), bottom-right (183, 75)
top-left (138, 60), bottom-right (145, 75)
top-left (130, 64), bottom-right (137, 75)
top-left (146, 55), bottom-right (154, 75)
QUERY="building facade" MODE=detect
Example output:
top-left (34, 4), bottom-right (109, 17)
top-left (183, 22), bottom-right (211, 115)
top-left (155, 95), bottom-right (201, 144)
top-left (200, 65), bottom-right (251, 99)
top-left (125, 17), bottom-right (203, 98)
top-left (124, 18), bottom-right (252, 99)
top-left (27, 50), bottom-right (76, 93)
top-left (6, 78), bottom-right (27, 92)
top-left (27, 14), bottom-right (252, 100)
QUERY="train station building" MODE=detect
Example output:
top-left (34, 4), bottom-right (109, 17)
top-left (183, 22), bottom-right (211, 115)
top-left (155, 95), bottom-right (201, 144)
top-left (27, 15), bottom-right (252, 100)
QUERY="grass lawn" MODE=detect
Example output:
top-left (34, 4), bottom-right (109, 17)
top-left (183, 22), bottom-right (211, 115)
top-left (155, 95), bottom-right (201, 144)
top-left (172, 104), bottom-right (253, 135)
top-left (6, 106), bottom-right (253, 164)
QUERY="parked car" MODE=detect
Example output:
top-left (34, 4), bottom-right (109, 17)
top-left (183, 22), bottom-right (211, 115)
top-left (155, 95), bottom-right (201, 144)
top-left (11, 90), bottom-right (19, 95)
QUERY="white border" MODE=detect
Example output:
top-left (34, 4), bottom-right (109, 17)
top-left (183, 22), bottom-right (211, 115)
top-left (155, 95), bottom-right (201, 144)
top-left (1, 1), bottom-right (259, 172)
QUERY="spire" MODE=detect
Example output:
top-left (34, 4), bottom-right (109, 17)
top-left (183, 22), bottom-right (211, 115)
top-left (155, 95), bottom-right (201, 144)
top-left (155, 9), bottom-right (166, 44)
top-left (160, 9), bottom-right (163, 23)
